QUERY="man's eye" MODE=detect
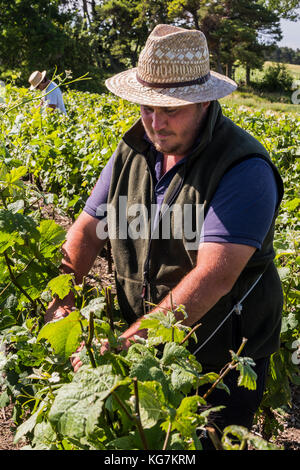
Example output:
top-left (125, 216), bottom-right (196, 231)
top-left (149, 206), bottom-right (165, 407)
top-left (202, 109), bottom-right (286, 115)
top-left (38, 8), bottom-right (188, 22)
top-left (142, 106), bottom-right (153, 113)
top-left (165, 108), bottom-right (177, 115)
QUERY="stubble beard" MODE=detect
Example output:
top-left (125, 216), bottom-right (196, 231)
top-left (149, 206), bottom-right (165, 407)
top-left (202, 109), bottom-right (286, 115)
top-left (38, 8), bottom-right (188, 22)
top-left (152, 139), bottom-right (181, 155)
top-left (151, 126), bottom-right (200, 156)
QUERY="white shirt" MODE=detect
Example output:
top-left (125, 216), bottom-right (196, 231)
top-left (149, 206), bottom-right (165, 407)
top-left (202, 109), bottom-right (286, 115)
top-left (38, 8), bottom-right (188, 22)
top-left (43, 81), bottom-right (67, 114)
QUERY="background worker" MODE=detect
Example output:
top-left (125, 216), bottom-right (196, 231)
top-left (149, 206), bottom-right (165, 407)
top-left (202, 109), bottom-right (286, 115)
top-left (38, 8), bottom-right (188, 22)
top-left (28, 70), bottom-right (67, 115)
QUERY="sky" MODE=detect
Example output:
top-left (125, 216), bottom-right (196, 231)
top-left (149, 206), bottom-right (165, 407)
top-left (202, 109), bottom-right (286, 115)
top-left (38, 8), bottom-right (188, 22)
top-left (278, 12), bottom-right (300, 49)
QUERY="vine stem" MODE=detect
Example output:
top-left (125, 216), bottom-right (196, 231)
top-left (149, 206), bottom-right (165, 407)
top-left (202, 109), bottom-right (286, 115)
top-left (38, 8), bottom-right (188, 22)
top-left (169, 293), bottom-right (175, 342)
top-left (0, 257), bottom-right (34, 297)
top-left (202, 338), bottom-right (248, 401)
top-left (86, 312), bottom-right (96, 368)
top-left (105, 286), bottom-right (114, 332)
top-left (111, 390), bottom-right (132, 421)
top-left (162, 421), bottom-right (172, 450)
top-left (110, 381), bottom-right (149, 451)
top-left (133, 378), bottom-right (149, 450)
top-left (3, 251), bottom-right (46, 312)
top-left (179, 323), bottom-right (202, 345)
top-left (111, 387), bottom-right (148, 450)
top-left (206, 426), bottom-right (223, 450)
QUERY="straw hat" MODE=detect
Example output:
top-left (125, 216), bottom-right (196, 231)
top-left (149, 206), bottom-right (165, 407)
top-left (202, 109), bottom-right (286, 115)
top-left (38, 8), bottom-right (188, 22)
top-left (28, 70), bottom-right (46, 90)
top-left (105, 24), bottom-right (237, 106)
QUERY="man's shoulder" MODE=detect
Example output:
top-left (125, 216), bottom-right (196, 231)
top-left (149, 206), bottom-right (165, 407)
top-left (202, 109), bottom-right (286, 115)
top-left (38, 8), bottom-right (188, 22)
top-left (47, 81), bottom-right (61, 94)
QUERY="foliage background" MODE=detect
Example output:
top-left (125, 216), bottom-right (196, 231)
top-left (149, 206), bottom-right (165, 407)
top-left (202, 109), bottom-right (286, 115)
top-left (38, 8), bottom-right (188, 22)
top-left (0, 84), bottom-right (299, 448)
top-left (0, 0), bottom-right (299, 451)
top-left (0, 0), bottom-right (300, 93)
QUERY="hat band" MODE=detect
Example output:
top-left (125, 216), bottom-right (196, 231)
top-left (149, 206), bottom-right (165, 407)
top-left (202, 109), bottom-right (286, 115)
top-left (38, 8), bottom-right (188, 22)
top-left (136, 72), bottom-right (211, 89)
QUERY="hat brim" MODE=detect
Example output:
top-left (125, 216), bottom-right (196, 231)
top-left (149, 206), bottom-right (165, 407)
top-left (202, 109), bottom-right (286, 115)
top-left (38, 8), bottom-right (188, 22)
top-left (105, 68), bottom-right (237, 106)
top-left (29, 70), bottom-right (47, 90)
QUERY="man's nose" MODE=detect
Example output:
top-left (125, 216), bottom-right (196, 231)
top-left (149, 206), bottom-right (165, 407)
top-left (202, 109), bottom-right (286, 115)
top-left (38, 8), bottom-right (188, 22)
top-left (152, 111), bottom-right (167, 131)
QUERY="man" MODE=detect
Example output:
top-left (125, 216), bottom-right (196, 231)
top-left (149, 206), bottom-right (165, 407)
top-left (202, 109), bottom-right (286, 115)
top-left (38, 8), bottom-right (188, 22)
top-left (46, 25), bottom-right (284, 448)
top-left (28, 70), bottom-right (67, 114)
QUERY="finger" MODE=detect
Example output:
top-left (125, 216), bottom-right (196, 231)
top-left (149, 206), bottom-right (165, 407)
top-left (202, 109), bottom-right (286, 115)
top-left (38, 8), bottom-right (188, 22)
top-left (70, 355), bottom-right (82, 371)
top-left (74, 360), bottom-right (82, 373)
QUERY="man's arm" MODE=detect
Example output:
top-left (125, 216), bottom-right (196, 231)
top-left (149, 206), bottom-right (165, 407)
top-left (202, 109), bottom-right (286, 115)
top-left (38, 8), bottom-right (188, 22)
top-left (45, 211), bottom-right (107, 322)
top-left (119, 242), bottom-right (256, 347)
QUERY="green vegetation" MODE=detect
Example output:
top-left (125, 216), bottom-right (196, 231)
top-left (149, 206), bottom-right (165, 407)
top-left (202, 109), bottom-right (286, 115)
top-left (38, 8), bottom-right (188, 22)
top-left (266, 45), bottom-right (300, 66)
top-left (0, 0), bottom-right (299, 93)
top-left (220, 60), bottom-right (300, 112)
top-left (0, 0), bottom-right (299, 452)
top-left (0, 85), bottom-right (299, 449)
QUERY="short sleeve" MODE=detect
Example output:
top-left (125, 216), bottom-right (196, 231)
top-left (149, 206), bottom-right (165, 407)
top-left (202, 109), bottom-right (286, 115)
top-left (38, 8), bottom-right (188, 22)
top-left (45, 86), bottom-right (58, 106)
top-left (200, 157), bottom-right (279, 249)
top-left (83, 152), bottom-right (116, 219)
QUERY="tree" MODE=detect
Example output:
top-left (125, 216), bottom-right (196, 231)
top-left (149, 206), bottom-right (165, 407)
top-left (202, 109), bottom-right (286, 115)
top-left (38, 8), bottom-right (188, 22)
top-left (267, 46), bottom-right (300, 65)
top-left (0, 0), bottom-right (107, 91)
top-left (92, 0), bottom-right (170, 71)
top-left (167, 0), bottom-right (282, 82)
top-left (261, 0), bottom-right (300, 19)
top-left (0, 0), bottom-right (72, 76)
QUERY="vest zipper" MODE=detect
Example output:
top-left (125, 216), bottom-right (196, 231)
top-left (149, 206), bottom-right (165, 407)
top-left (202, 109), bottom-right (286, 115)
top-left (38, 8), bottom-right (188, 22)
top-left (141, 162), bottom-right (187, 313)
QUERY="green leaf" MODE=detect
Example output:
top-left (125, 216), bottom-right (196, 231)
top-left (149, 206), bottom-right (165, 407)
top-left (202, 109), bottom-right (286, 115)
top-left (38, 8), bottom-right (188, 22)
top-left (7, 199), bottom-right (25, 213)
top-left (47, 273), bottom-right (73, 300)
top-left (169, 433), bottom-right (186, 450)
top-left (80, 297), bottom-right (106, 320)
top-left (277, 266), bottom-right (290, 281)
top-left (222, 425), bottom-right (281, 450)
top-left (133, 381), bottom-right (167, 429)
top-left (284, 197), bottom-right (300, 212)
top-left (37, 309), bottom-right (82, 359)
top-left (0, 230), bottom-right (24, 253)
top-left (109, 434), bottom-right (137, 450)
top-left (197, 372), bottom-right (230, 394)
top-left (0, 390), bottom-right (10, 408)
top-left (38, 219), bottom-right (66, 257)
top-left (130, 355), bottom-right (171, 400)
top-left (109, 425), bottom-right (165, 450)
top-left (165, 395), bottom-right (205, 437)
top-left (171, 364), bottom-right (198, 394)
top-left (0, 209), bottom-right (39, 239)
top-left (31, 421), bottom-right (57, 450)
top-left (140, 311), bottom-right (186, 344)
top-left (5, 166), bottom-right (27, 184)
top-left (129, 354), bottom-right (160, 380)
top-left (14, 402), bottom-right (47, 443)
top-left (48, 365), bottom-right (121, 438)
top-left (231, 354), bottom-right (257, 390)
top-left (161, 342), bottom-right (189, 365)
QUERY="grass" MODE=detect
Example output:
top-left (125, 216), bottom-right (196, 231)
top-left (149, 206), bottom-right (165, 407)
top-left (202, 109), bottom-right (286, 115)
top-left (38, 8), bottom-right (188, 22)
top-left (220, 61), bottom-right (300, 113)
top-left (265, 61), bottom-right (300, 79)
top-left (220, 89), bottom-right (300, 113)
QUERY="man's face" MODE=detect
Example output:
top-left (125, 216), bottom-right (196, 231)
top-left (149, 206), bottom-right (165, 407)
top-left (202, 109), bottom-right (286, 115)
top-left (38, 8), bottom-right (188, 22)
top-left (140, 102), bottom-right (210, 157)
top-left (37, 81), bottom-right (47, 91)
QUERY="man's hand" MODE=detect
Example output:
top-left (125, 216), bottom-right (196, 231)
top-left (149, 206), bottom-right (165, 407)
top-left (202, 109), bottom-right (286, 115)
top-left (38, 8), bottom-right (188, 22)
top-left (70, 339), bottom-right (111, 372)
top-left (70, 342), bottom-right (85, 373)
top-left (70, 335), bottom-right (139, 373)
top-left (44, 291), bottom-right (75, 323)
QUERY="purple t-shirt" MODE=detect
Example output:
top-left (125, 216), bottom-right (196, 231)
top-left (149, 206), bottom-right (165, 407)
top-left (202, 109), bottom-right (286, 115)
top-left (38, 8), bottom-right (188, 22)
top-left (84, 148), bottom-right (278, 250)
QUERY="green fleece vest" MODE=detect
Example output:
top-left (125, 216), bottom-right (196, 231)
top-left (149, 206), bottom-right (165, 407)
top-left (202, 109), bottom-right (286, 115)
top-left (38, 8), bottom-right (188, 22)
top-left (107, 101), bottom-right (284, 369)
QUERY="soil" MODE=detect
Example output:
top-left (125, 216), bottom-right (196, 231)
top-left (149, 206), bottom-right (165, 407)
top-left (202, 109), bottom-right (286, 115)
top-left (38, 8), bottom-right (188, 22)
top-left (0, 205), bottom-right (299, 451)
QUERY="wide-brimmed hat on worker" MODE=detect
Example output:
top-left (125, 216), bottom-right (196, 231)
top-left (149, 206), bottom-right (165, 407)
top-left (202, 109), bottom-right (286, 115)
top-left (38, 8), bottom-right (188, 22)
top-left (28, 70), bottom-right (47, 90)
top-left (105, 24), bottom-right (237, 106)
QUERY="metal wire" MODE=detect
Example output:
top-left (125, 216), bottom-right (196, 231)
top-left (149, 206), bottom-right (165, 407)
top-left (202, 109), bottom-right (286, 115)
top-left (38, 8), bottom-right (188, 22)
top-left (192, 273), bottom-right (263, 356)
